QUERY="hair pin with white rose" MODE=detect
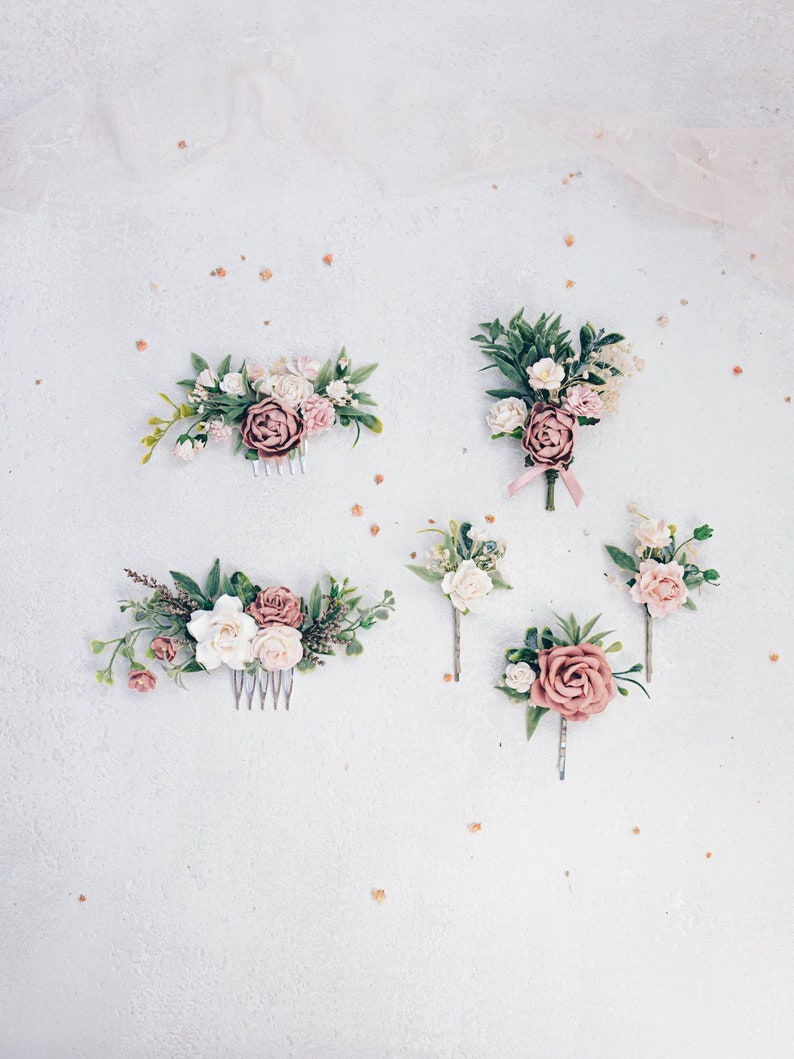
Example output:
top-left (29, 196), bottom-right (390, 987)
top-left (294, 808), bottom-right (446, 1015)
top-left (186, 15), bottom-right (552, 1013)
top-left (92, 562), bottom-right (395, 708)
top-left (407, 519), bottom-right (511, 680)
top-left (497, 613), bottom-right (647, 779)
top-left (141, 348), bottom-right (381, 476)
top-left (606, 510), bottom-right (719, 681)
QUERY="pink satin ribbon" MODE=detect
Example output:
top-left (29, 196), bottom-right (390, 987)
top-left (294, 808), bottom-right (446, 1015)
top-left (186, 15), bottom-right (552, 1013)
top-left (507, 463), bottom-right (584, 506)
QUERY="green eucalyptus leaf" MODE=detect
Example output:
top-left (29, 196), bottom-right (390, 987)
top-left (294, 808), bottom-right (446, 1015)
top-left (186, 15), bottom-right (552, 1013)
top-left (308, 582), bottom-right (323, 623)
top-left (526, 705), bottom-right (549, 741)
top-left (204, 559), bottom-right (221, 599)
top-left (405, 564), bottom-right (444, 584)
top-left (190, 353), bottom-right (210, 373)
top-left (90, 640), bottom-right (106, 655)
top-left (605, 545), bottom-right (639, 573)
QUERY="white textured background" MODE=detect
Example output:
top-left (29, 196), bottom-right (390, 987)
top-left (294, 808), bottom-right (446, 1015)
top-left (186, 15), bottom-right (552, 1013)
top-left (1, 3), bottom-right (793, 1057)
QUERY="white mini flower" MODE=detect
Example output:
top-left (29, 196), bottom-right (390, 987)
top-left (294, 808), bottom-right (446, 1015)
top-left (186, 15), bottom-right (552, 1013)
top-left (440, 559), bottom-right (493, 613)
top-left (504, 662), bottom-right (535, 693)
top-left (326, 379), bottom-right (350, 404)
top-left (195, 368), bottom-right (220, 388)
top-left (219, 371), bottom-right (246, 396)
top-left (466, 527), bottom-right (492, 543)
top-left (486, 396), bottom-right (528, 434)
top-left (260, 371), bottom-right (314, 409)
top-left (527, 357), bottom-right (565, 391)
top-left (187, 595), bottom-right (258, 671)
top-left (634, 518), bottom-right (673, 554)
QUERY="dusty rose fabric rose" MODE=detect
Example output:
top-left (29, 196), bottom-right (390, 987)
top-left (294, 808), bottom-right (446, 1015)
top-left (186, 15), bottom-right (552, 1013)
top-left (630, 559), bottom-right (688, 618)
top-left (241, 398), bottom-right (304, 458)
top-left (522, 402), bottom-right (578, 468)
top-left (151, 636), bottom-right (177, 662)
top-left (247, 586), bottom-right (304, 629)
top-left (301, 394), bottom-right (335, 434)
top-left (128, 669), bottom-right (157, 692)
top-left (530, 643), bottom-right (616, 722)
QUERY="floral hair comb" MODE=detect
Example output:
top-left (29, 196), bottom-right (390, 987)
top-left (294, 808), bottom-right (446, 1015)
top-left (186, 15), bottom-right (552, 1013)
top-left (606, 511), bottom-right (719, 681)
top-left (497, 613), bottom-right (647, 779)
top-left (92, 561), bottom-right (395, 708)
top-left (472, 311), bottom-right (641, 509)
top-left (408, 519), bottom-right (510, 680)
top-left (141, 348), bottom-right (381, 476)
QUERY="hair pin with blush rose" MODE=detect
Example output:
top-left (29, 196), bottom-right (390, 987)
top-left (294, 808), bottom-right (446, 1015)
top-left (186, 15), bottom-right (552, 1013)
top-left (605, 509), bottom-right (719, 681)
top-left (141, 348), bottom-right (381, 476)
top-left (92, 561), bottom-right (394, 708)
top-left (407, 519), bottom-right (511, 681)
top-left (472, 311), bottom-right (642, 510)
top-left (496, 613), bottom-right (647, 779)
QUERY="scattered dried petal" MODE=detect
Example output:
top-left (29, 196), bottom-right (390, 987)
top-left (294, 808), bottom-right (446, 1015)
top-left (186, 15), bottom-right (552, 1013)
top-left (733, 366), bottom-right (743, 375)
top-left (79, 894), bottom-right (86, 902)
top-left (680, 298), bottom-right (689, 305)
top-left (749, 252), bottom-right (757, 260)
top-left (427, 518), bottom-right (436, 524)
top-left (240, 254), bottom-right (246, 261)
top-left (263, 320), bottom-right (270, 326)
top-left (352, 504), bottom-right (364, 517)
top-left (136, 340), bottom-right (148, 352)
top-left (177, 140), bottom-right (187, 150)
top-left (491, 184), bottom-right (498, 189)
top-left (150, 282), bottom-right (159, 292)
top-left (322, 254), bottom-right (333, 266)
top-left (562, 177), bottom-right (570, 185)
top-left (468, 822), bottom-right (482, 833)
top-left (705, 851), bottom-right (713, 859)
top-left (35, 379), bottom-right (42, 385)
top-left (484, 514), bottom-right (495, 523)
top-left (564, 233), bottom-right (575, 246)
top-left (443, 674), bottom-right (453, 683)
top-left (372, 889), bottom-right (386, 903)
top-left (409, 551), bottom-right (417, 559)
top-left (785, 396), bottom-right (791, 403)
top-left (632, 827), bottom-right (641, 835)
top-left (374, 474), bottom-right (384, 485)
top-left (565, 279), bottom-right (575, 288)
top-left (260, 268), bottom-right (273, 282)
top-left (210, 267), bottom-right (227, 278)
top-left (770, 653), bottom-right (779, 662)
top-left (370, 524), bottom-right (380, 537)
top-left (657, 315), bottom-right (670, 327)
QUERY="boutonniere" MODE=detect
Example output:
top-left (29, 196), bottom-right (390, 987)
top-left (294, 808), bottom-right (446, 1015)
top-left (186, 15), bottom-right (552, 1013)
top-left (92, 562), bottom-right (395, 708)
top-left (497, 613), bottom-right (647, 778)
top-left (141, 348), bottom-right (381, 476)
top-left (472, 310), bottom-right (642, 509)
top-left (606, 510), bottom-right (719, 680)
top-left (408, 519), bottom-right (511, 680)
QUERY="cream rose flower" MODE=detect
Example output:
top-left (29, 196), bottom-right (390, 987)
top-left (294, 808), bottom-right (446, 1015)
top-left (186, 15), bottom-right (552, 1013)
top-left (261, 371), bottom-right (314, 409)
top-left (251, 624), bottom-right (304, 670)
top-left (634, 518), bottom-right (673, 554)
top-left (486, 396), bottom-right (528, 434)
top-left (504, 661), bottom-right (536, 693)
top-left (527, 358), bottom-right (565, 391)
top-left (326, 379), bottom-right (351, 404)
top-left (629, 559), bottom-right (688, 618)
top-left (187, 594), bottom-right (258, 671)
top-left (294, 356), bottom-right (322, 381)
top-left (195, 368), bottom-right (219, 388)
top-left (219, 371), bottom-right (245, 396)
top-left (440, 559), bottom-right (493, 613)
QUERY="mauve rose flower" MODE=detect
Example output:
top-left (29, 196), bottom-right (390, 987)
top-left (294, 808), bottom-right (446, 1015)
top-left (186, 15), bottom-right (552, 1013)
top-left (241, 398), bottom-right (304, 458)
top-left (128, 669), bottom-right (157, 693)
top-left (301, 394), bottom-right (335, 434)
top-left (630, 559), bottom-right (688, 618)
top-left (563, 384), bottom-right (604, 420)
top-left (530, 643), bottom-right (616, 722)
top-left (151, 636), bottom-right (178, 662)
top-left (522, 402), bottom-right (578, 468)
top-left (247, 586), bottom-right (304, 629)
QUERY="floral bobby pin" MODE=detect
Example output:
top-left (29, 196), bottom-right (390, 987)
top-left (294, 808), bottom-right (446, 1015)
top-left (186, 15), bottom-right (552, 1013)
top-left (408, 519), bottom-right (510, 680)
top-left (141, 348), bottom-right (381, 477)
top-left (93, 562), bottom-right (395, 709)
top-left (472, 310), bottom-right (642, 510)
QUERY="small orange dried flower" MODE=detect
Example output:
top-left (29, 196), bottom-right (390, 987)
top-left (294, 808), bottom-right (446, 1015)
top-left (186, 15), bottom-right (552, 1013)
top-left (79, 894), bottom-right (86, 902)
top-left (177, 140), bottom-right (187, 150)
top-left (770, 653), bottom-right (779, 662)
top-left (705, 852), bottom-right (713, 859)
top-left (240, 254), bottom-right (246, 261)
top-left (372, 889), bottom-right (386, 903)
top-left (409, 551), bottom-right (417, 559)
top-left (564, 233), bottom-right (575, 246)
top-left (468, 823), bottom-right (482, 833)
top-left (260, 268), bottom-right (273, 282)
top-left (322, 254), bottom-right (333, 266)
top-left (374, 474), bottom-right (384, 485)
top-left (733, 366), bottom-right (743, 375)
top-left (210, 267), bottom-right (227, 278)
top-left (749, 252), bottom-right (757, 260)
top-left (370, 524), bottom-right (380, 537)
top-left (484, 514), bottom-right (495, 523)
top-left (565, 279), bottom-right (575, 288)
top-left (35, 379), bottom-right (42, 385)
top-left (351, 504), bottom-right (364, 517)
top-left (427, 518), bottom-right (436, 524)
top-left (785, 396), bottom-right (791, 403)
top-left (136, 340), bottom-right (148, 351)
top-left (443, 674), bottom-right (453, 683)
top-left (632, 827), bottom-right (641, 835)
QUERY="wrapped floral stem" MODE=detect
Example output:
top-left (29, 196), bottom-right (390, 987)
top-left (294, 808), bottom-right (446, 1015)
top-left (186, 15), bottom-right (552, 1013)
top-left (497, 613), bottom-right (647, 779)
top-left (408, 519), bottom-right (511, 679)
top-left (545, 469), bottom-right (559, 512)
top-left (606, 512), bottom-right (720, 681)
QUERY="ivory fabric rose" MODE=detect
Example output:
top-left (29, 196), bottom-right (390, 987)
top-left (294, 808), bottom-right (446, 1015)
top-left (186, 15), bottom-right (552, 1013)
top-left (563, 385), bottom-right (604, 419)
top-left (504, 661), bottom-right (535, 693)
top-left (487, 396), bottom-right (528, 434)
top-left (195, 368), bottom-right (219, 388)
top-left (261, 371), bottom-right (314, 409)
top-left (522, 402), bottom-right (578, 468)
top-left (630, 559), bottom-right (688, 618)
top-left (527, 358), bottom-right (565, 391)
top-left (219, 371), bottom-right (245, 396)
top-left (187, 594), bottom-right (258, 671)
top-left (294, 356), bottom-right (322, 380)
top-left (128, 669), bottom-right (157, 692)
top-left (530, 643), bottom-right (617, 722)
top-left (151, 636), bottom-right (177, 662)
top-left (251, 624), bottom-right (304, 670)
top-left (241, 398), bottom-right (304, 458)
top-left (440, 559), bottom-right (493, 613)
top-left (301, 394), bottom-right (335, 433)
top-left (634, 518), bottom-right (673, 553)
top-left (247, 586), bottom-right (303, 628)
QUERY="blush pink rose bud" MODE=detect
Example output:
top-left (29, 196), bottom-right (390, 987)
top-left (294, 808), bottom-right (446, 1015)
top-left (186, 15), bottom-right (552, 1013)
top-left (241, 398), bottom-right (304, 458)
top-left (563, 385), bottom-right (604, 419)
top-left (247, 586), bottom-right (304, 628)
top-left (151, 636), bottom-right (178, 662)
top-left (530, 643), bottom-right (617, 722)
top-left (128, 669), bottom-right (157, 692)
top-left (522, 402), bottom-right (578, 468)
top-left (630, 559), bottom-right (688, 618)
top-left (301, 394), bottom-right (335, 434)
top-left (208, 420), bottom-right (233, 442)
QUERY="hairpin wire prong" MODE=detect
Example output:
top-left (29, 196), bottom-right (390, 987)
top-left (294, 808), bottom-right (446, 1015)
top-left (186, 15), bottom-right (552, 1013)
top-left (558, 717), bottom-right (567, 780)
top-left (252, 459), bottom-right (259, 478)
top-left (299, 439), bottom-right (307, 475)
top-left (264, 460), bottom-right (271, 478)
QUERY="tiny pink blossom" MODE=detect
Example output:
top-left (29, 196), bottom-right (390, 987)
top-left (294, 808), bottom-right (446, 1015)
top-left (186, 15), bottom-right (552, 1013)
top-left (209, 420), bottom-right (233, 442)
top-left (295, 356), bottom-right (322, 381)
top-left (246, 363), bottom-right (265, 382)
top-left (151, 636), bottom-right (178, 662)
top-left (173, 437), bottom-right (204, 460)
top-left (301, 394), bottom-right (335, 434)
top-left (563, 385), bottom-right (604, 419)
top-left (128, 669), bottom-right (157, 692)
